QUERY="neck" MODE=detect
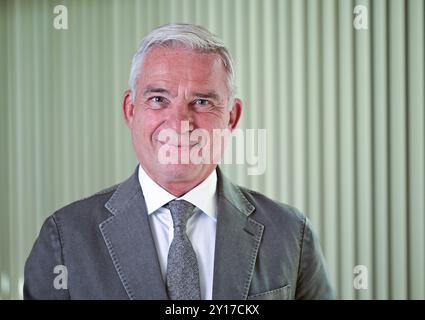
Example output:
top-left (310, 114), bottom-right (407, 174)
top-left (159, 182), bottom-right (200, 197)
top-left (142, 165), bottom-right (217, 197)
top-left (160, 172), bottom-right (214, 197)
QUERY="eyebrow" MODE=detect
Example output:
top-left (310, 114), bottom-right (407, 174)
top-left (142, 87), bottom-right (222, 102)
top-left (192, 91), bottom-right (221, 102)
top-left (142, 86), bottom-right (172, 96)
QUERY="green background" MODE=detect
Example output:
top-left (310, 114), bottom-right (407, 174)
top-left (0, 0), bottom-right (424, 299)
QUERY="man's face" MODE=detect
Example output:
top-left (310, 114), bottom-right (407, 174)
top-left (122, 46), bottom-right (242, 193)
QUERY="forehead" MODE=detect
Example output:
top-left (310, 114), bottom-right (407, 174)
top-left (138, 46), bottom-right (228, 91)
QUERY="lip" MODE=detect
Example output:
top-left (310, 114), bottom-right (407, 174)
top-left (156, 140), bottom-right (199, 148)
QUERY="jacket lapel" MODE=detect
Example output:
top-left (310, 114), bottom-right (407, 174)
top-left (212, 169), bottom-right (264, 299)
top-left (99, 169), bottom-right (168, 300)
top-left (98, 167), bottom-right (263, 300)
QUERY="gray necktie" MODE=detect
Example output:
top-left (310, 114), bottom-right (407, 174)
top-left (165, 200), bottom-right (201, 300)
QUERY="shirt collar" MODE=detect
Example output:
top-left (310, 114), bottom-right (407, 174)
top-left (138, 164), bottom-right (217, 221)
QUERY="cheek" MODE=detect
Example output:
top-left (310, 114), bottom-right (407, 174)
top-left (195, 113), bottom-right (230, 130)
top-left (130, 114), bottom-right (149, 142)
top-left (131, 111), bottom-right (164, 143)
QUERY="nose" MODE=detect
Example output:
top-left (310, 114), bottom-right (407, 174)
top-left (166, 99), bottom-right (194, 134)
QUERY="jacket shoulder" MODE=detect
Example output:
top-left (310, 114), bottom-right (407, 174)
top-left (238, 186), bottom-right (307, 229)
top-left (51, 183), bottom-right (119, 224)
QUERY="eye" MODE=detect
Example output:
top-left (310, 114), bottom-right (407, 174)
top-left (193, 99), bottom-right (212, 107)
top-left (149, 96), bottom-right (166, 103)
top-left (146, 96), bottom-right (169, 109)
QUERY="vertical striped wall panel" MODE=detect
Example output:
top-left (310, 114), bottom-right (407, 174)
top-left (0, 0), bottom-right (424, 299)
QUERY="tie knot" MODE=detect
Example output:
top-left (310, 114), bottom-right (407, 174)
top-left (166, 200), bottom-right (196, 229)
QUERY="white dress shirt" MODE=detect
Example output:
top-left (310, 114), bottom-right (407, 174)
top-left (138, 164), bottom-right (217, 300)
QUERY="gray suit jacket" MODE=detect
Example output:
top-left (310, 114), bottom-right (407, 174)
top-left (24, 167), bottom-right (334, 300)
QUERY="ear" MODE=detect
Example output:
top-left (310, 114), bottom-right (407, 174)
top-left (228, 98), bottom-right (242, 131)
top-left (122, 90), bottom-right (135, 128)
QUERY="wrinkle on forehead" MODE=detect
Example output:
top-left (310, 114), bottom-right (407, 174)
top-left (137, 47), bottom-right (229, 101)
top-left (142, 48), bottom-right (223, 78)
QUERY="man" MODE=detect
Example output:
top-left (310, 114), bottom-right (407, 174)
top-left (24, 23), bottom-right (334, 300)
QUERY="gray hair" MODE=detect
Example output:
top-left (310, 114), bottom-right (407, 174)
top-left (128, 23), bottom-right (236, 104)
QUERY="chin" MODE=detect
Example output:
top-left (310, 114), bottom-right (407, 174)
top-left (159, 163), bottom-right (204, 182)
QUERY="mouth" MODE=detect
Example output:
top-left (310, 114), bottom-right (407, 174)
top-left (155, 136), bottom-right (199, 148)
top-left (157, 140), bottom-right (199, 148)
